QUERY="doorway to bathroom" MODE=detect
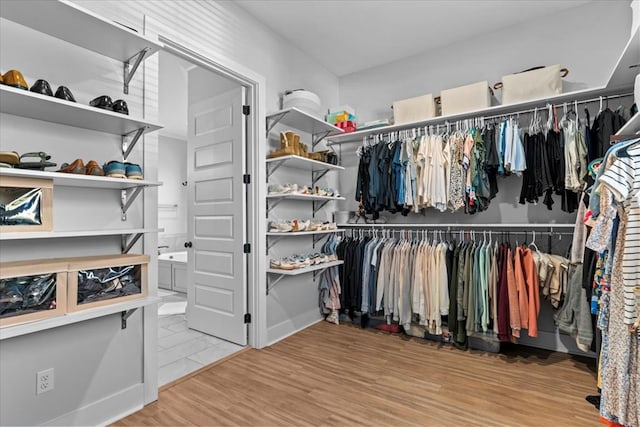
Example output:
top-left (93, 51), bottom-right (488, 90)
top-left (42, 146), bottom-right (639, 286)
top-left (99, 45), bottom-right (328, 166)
top-left (156, 49), bottom-right (248, 386)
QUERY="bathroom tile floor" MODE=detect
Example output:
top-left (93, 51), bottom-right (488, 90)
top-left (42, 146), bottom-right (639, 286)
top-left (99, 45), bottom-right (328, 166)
top-left (157, 290), bottom-right (244, 387)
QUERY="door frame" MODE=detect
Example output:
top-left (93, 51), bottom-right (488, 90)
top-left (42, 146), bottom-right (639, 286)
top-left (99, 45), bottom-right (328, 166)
top-left (143, 17), bottom-right (269, 403)
top-left (157, 38), bottom-right (266, 347)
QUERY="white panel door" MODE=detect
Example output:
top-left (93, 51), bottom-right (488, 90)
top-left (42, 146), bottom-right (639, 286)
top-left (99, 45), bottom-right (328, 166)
top-left (186, 86), bottom-right (247, 345)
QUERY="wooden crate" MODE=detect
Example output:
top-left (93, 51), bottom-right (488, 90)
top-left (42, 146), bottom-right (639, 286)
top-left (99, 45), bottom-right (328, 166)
top-left (0, 176), bottom-right (53, 233)
top-left (0, 259), bottom-right (68, 327)
top-left (66, 254), bottom-right (149, 312)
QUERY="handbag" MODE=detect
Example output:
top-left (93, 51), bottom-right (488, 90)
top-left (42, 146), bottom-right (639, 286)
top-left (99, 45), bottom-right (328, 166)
top-left (0, 187), bottom-right (43, 225)
top-left (494, 65), bottom-right (569, 105)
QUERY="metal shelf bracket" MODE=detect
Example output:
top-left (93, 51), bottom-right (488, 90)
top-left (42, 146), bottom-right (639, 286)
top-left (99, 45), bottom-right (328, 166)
top-left (266, 159), bottom-right (286, 180)
top-left (267, 273), bottom-right (286, 295)
top-left (312, 200), bottom-right (330, 215)
top-left (312, 131), bottom-right (332, 149)
top-left (267, 198), bottom-right (283, 215)
top-left (121, 307), bottom-right (138, 329)
top-left (266, 235), bottom-right (282, 252)
top-left (123, 47), bottom-right (150, 94)
top-left (311, 169), bottom-right (329, 186)
top-left (121, 187), bottom-right (143, 221)
top-left (121, 127), bottom-right (146, 160)
top-left (121, 232), bottom-right (143, 254)
top-left (266, 111), bottom-right (288, 136)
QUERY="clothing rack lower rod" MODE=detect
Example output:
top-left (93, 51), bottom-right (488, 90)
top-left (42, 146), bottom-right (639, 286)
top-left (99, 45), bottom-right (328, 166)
top-left (337, 223), bottom-right (575, 229)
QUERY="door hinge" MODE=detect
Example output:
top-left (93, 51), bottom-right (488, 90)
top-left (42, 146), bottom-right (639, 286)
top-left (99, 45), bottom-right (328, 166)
top-left (243, 174), bottom-right (251, 184)
top-left (243, 105), bottom-right (250, 115)
top-left (244, 313), bottom-right (251, 324)
top-left (243, 243), bottom-right (251, 254)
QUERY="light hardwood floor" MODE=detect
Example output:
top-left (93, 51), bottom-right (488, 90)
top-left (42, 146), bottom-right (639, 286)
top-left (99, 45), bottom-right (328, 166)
top-left (115, 321), bottom-right (599, 426)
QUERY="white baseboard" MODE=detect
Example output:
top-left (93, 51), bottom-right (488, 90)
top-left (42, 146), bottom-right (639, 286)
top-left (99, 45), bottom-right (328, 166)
top-left (267, 311), bottom-right (322, 346)
top-left (43, 383), bottom-right (144, 427)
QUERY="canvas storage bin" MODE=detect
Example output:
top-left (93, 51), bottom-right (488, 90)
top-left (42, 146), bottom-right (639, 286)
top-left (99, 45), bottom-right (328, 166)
top-left (495, 65), bottom-right (568, 105)
top-left (439, 81), bottom-right (492, 116)
top-left (67, 254), bottom-right (149, 312)
top-left (0, 176), bottom-right (53, 233)
top-left (0, 259), bottom-right (67, 327)
top-left (392, 93), bottom-right (436, 125)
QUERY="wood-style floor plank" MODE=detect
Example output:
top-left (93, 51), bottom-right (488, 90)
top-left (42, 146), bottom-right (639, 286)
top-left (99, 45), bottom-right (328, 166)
top-left (113, 322), bottom-right (599, 426)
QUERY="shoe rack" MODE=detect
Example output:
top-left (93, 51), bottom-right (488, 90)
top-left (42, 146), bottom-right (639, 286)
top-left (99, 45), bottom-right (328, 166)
top-left (264, 108), bottom-right (345, 294)
top-left (0, 1), bottom-right (163, 338)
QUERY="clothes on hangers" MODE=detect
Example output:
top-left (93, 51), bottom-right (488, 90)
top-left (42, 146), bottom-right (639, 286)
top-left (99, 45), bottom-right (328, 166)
top-left (335, 230), bottom-right (573, 348)
top-left (584, 137), bottom-right (639, 427)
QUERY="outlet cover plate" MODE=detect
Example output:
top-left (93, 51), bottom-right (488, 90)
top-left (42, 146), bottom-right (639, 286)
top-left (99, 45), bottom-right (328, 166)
top-left (36, 368), bottom-right (54, 395)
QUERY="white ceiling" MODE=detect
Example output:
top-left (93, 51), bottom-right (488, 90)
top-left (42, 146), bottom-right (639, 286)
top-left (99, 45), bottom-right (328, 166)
top-left (235, 0), bottom-right (593, 77)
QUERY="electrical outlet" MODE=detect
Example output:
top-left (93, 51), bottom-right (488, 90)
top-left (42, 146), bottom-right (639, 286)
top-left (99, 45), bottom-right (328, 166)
top-left (36, 368), bottom-right (54, 395)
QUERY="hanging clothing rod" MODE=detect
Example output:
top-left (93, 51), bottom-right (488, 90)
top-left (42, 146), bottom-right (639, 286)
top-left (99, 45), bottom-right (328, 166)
top-left (345, 229), bottom-right (575, 237)
top-left (479, 92), bottom-right (633, 122)
top-left (338, 223), bottom-right (575, 228)
top-left (328, 92), bottom-right (634, 145)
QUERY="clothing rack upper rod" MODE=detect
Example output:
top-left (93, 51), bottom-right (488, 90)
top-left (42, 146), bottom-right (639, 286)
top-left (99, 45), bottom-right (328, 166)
top-left (337, 223), bottom-right (575, 228)
top-left (327, 92), bottom-right (634, 145)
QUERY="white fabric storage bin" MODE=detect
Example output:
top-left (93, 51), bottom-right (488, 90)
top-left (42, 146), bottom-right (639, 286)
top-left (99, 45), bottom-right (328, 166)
top-left (392, 93), bottom-right (436, 125)
top-left (440, 81), bottom-right (491, 116)
top-left (497, 65), bottom-right (566, 105)
top-left (282, 89), bottom-right (322, 118)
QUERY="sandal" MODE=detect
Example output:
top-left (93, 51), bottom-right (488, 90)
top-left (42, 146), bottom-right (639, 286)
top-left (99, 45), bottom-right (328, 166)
top-left (16, 152), bottom-right (57, 171)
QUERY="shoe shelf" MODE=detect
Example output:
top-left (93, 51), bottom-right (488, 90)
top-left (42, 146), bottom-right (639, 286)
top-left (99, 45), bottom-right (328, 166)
top-left (266, 193), bottom-right (346, 215)
top-left (266, 260), bottom-right (344, 294)
top-left (266, 108), bottom-right (343, 148)
top-left (266, 155), bottom-right (344, 182)
top-left (0, 168), bottom-right (161, 190)
top-left (0, 85), bottom-right (162, 137)
top-left (266, 229), bottom-right (344, 251)
top-left (0, 295), bottom-right (160, 341)
top-left (0, 0), bottom-right (163, 94)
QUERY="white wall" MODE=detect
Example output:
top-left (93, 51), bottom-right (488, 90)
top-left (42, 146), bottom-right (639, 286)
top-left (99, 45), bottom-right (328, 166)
top-left (158, 50), bottom-right (188, 139)
top-left (339, 1), bottom-right (632, 124)
top-left (188, 66), bottom-right (240, 103)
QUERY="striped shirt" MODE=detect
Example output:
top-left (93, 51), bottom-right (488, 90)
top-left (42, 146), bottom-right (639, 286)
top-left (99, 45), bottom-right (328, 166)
top-left (599, 145), bottom-right (640, 325)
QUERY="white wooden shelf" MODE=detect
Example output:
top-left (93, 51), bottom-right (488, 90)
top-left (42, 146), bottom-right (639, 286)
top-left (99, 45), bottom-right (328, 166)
top-left (0, 0), bottom-right (162, 63)
top-left (606, 25), bottom-right (640, 90)
top-left (615, 112), bottom-right (640, 137)
top-left (266, 260), bottom-right (343, 276)
top-left (0, 228), bottom-right (162, 241)
top-left (328, 87), bottom-right (626, 144)
top-left (266, 229), bottom-right (343, 237)
top-left (266, 155), bottom-right (344, 172)
top-left (0, 296), bottom-right (160, 341)
top-left (0, 168), bottom-right (161, 189)
top-left (266, 107), bottom-right (343, 136)
top-left (266, 193), bottom-right (345, 202)
top-left (0, 85), bottom-right (162, 136)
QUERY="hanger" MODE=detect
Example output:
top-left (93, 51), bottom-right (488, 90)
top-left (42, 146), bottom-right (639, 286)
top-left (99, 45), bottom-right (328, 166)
top-left (529, 230), bottom-right (540, 254)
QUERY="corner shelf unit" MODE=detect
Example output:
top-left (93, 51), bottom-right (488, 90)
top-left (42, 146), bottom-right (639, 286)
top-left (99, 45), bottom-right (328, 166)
top-left (266, 108), bottom-right (343, 148)
top-left (0, 0), bottom-right (163, 94)
top-left (266, 260), bottom-right (344, 294)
